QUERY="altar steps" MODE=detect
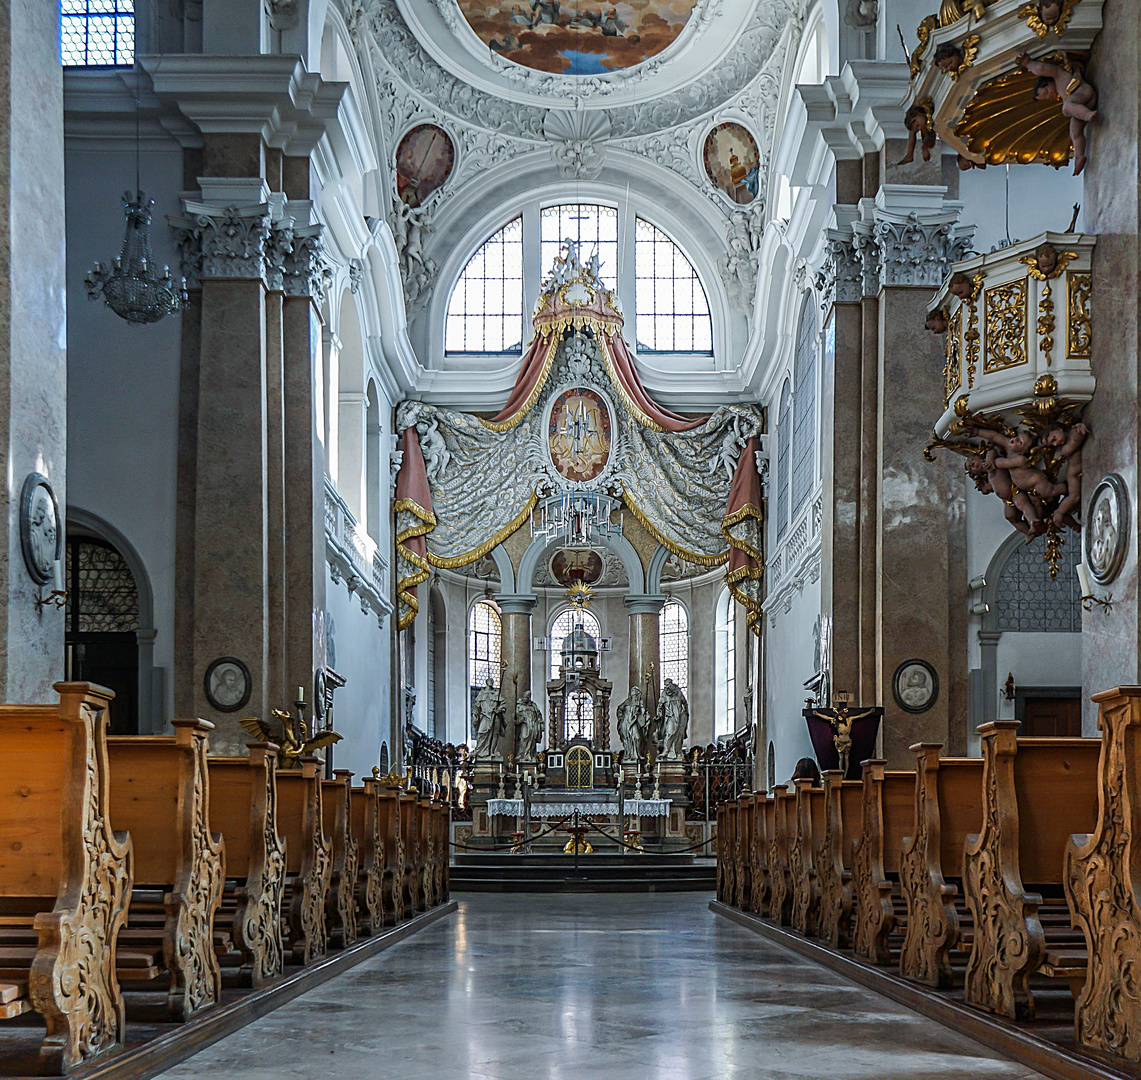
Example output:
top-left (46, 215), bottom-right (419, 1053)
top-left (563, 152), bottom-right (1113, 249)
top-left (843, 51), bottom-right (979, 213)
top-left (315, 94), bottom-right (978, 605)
top-left (449, 854), bottom-right (716, 893)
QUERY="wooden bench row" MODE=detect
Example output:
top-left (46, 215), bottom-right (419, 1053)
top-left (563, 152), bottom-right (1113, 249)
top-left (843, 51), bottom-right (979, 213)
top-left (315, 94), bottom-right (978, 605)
top-left (0, 683), bottom-right (449, 1073)
top-left (717, 686), bottom-right (1141, 1064)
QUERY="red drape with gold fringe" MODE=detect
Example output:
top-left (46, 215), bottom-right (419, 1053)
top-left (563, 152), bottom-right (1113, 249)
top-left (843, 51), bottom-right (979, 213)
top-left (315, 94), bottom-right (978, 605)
top-left (394, 426), bottom-right (435, 631)
top-left (723, 435), bottom-right (764, 635)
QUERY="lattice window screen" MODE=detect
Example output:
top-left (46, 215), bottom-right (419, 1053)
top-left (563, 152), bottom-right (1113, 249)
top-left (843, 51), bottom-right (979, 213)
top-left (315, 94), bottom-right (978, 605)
top-left (775, 382), bottom-right (792, 540)
top-left (791, 299), bottom-right (817, 514)
top-left (994, 536), bottom-right (1082, 632)
top-left (67, 539), bottom-right (140, 635)
top-left (659, 600), bottom-right (689, 696)
top-left (468, 601), bottom-right (502, 687)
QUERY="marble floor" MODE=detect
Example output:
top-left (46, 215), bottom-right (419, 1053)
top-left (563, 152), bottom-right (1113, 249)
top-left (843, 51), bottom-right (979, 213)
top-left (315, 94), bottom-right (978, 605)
top-left (154, 894), bottom-right (1049, 1080)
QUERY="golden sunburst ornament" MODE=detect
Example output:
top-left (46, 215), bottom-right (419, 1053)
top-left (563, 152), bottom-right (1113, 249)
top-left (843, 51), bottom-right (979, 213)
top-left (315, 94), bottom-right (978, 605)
top-left (567, 580), bottom-right (595, 609)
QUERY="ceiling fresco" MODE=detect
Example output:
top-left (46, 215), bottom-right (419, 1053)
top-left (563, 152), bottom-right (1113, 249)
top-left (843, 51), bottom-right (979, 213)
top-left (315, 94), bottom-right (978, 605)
top-left (456, 1), bottom-right (699, 75)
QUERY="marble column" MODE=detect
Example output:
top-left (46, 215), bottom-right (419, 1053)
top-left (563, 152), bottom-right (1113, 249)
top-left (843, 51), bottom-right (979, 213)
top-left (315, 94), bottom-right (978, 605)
top-left (497, 593), bottom-right (536, 761)
top-left (625, 594), bottom-right (666, 717)
top-left (1080, 0), bottom-right (1141, 728)
top-left (0, 1), bottom-right (66, 700)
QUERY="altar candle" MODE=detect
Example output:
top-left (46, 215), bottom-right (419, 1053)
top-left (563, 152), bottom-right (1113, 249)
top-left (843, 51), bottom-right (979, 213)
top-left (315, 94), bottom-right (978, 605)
top-left (1077, 563), bottom-right (1092, 598)
top-left (297, 686), bottom-right (305, 702)
top-left (52, 559), bottom-right (64, 594)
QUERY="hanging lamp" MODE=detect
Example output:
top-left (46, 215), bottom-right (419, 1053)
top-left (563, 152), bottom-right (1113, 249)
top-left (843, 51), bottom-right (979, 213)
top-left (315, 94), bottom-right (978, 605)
top-left (85, 69), bottom-right (185, 324)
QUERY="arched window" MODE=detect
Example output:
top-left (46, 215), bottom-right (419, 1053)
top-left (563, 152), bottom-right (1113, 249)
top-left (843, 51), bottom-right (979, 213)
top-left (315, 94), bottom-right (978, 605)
top-left (994, 537), bottom-right (1082, 631)
top-left (541, 204), bottom-right (618, 286)
top-left (66, 536), bottom-right (141, 734)
top-left (659, 600), bottom-right (689, 696)
top-left (445, 216), bottom-right (524, 354)
top-left (791, 298), bottom-right (817, 514)
top-left (550, 608), bottom-right (602, 679)
top-left (768, 741), bottom-right (776, 791)
top-left (635, 219), bottom-right (713, 353)
top-left (62, 1), bottom-right (134, 67)
top-left (714, 589), bottom-right (736, 739)
top-left (428, 587), bottom-right (446, 738)
top-left (468, 600), bottom-right (502, 689)
top-left (775, 380), bottom-right (792, 539)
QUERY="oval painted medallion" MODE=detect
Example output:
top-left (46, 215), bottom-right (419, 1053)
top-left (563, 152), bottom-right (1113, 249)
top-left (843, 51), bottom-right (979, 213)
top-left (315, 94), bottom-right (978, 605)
top-left (548, 387), bottom-right (612, 483)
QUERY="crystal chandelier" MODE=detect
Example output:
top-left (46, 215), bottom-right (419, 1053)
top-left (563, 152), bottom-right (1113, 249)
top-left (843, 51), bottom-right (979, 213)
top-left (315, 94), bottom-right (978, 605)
top-left (85, 190), bottom-right (186, 325)
top-left (532, 491), bottom-right (623, 546)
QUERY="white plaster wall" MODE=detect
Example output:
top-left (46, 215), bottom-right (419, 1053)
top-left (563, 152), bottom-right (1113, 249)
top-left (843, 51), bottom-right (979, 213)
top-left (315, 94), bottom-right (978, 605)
top-left (65, 141), bottom-right (185, 725)
top-left (324, 567), bottom-right (393, 778)
top-left (959, 165), bottom-right (1084, 250)
top-left (994, 632), bottom-right (1082, 717)
top-left (764, 580), bottom-right (821, 787)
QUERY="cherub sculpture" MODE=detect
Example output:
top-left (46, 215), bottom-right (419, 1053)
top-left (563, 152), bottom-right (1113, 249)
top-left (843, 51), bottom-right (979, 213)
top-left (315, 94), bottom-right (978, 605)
top-left (897, 102), bottom-right (937, 166)
top-left (934, 43), bottom-right (965, 74)
top-left (967, 450), bottom-right (1044, 538)
top-left (1043, 421), bottom-right (1088, 530)
top-left (1018, 52), bottom-right (1098, 175)
top-left (949, 272), bottom-right (975, 300)
top-left (925, 308), bottom-right (948, 334)
top-left (970, 428), bottom-right (1067, 536)
top-left (240, 708), bottom-right (342, 768)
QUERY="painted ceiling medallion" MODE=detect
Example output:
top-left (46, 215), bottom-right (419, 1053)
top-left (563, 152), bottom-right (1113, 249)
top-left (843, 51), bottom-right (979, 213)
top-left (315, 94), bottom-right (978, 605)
top-left (548, 386), bottom-right (612, 483)
top-left (457, 0), bottom-right (700, 76)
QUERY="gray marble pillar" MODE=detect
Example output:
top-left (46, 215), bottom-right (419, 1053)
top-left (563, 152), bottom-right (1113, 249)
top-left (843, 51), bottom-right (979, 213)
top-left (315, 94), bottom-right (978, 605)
top-left (0, 1), bottom-right (66, 700)
top-left (497, 593), bottom-right (537, 760)
top-left (625, 594), bottom-right (666, 717)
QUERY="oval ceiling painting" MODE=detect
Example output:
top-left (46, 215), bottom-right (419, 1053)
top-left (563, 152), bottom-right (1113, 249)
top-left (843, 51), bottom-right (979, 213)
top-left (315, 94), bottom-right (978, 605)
top-left (396, 124), bottom-right (455, 207)
top-left (458, 1), bottom-right (699, 76)
top-left (548, 386), bottom-right (612, 483)
top-left (703, 122), bottom-right (760, 205)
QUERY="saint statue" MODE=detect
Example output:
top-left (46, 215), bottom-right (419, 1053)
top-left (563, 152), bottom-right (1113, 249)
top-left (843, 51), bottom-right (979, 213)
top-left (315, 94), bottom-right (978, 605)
top-left (655, 678), bottom-right (690, 759)
top-left (473, 677), bottom-right (506, 759)
top-left (514, 690), bottom-right (543, 763)
top-left (616, 685), bottom-right (649, 763)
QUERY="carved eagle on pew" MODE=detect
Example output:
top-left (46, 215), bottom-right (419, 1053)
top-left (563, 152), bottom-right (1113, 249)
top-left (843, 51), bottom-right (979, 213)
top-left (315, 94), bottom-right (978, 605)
top-left (239, 708), bottom-right (342, 767)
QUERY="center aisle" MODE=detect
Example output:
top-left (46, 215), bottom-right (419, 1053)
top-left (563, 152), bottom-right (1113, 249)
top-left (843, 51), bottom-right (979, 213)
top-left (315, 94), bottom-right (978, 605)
top-left (153, 894), bottom-right (1047, 1080)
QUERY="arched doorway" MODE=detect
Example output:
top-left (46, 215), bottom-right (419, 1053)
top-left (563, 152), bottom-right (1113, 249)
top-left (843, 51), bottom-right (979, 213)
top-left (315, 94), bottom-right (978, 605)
top-left (65, 535), bottom-right (141, 734)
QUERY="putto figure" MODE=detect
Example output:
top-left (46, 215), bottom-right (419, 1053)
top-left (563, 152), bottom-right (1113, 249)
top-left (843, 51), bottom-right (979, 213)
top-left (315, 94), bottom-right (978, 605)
top-left (1018, 52), bottom-right (1099, 175)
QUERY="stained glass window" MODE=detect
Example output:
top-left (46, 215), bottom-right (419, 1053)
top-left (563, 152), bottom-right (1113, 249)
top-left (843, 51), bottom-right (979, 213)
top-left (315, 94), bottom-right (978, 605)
top-left (635, 218), bottom-right (713, 353)
top-left (468, 600), bottom-right (502, 688)
top-left (66, 538), bottom-right (140, 635)
top-left (445, 216), bottom-right (524, 354)
top-left (540, 204), bottom-right (618, 289)
top-left (994, 537), bottom-right (1082, 632)
top-left (659, 600), bottom-right (689, 696)
top-left (61, 1), bottom-right (135, 67)
top-left (550, 608), bottom-right (601, 680)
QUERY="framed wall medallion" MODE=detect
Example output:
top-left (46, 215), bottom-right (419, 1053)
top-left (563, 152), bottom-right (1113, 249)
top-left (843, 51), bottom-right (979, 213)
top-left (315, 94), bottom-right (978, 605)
top-left (1085, 473), bottom-right (1129, 585)
top-left (547, 385), bottom-right (613, 484)
top-left (703, 122), bottom-right (761, 205)
top-left (396, 124), bottom-right (455, 208)
top-left (19, 473), bottom-right (61, 587)
top-left (892, 659), bottom-right (939, 714)
top-left (204, 657), bottom-right (252, 713)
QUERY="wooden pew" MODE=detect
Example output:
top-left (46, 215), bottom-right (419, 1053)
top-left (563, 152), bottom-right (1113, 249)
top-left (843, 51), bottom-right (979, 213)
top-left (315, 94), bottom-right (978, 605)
top-left (0, 682), bottom-right (132, 1073)
top-left (899, 744), bottom-right (983, 989)
top-left (717, 802), bottom-right (734, 905)
top-left (963, 723), bottom-right (1099, 1020)
top-left (438, 799), bottom-right (451, 903)
top-left (399, 792), bottom-right (421, 915)
top-left (430, 799), bottom-right (449, 905)
top-left (1065, 686), bottom-right (1141, 1060)
top-left (351, 775), bottom-right (384, 936)
top-left (817, 770), bottom-right (863, 949)
top-left (322, 771), bottom-right (358, 949)
top-left (379, 785), bottom-right (406, 925)
top-left (750, 794), bottom-right (769, 916)
top-left (735, 795), bottom-right (753, 911)
top-left (206, 744), bottom-right (286, 988)
top-left (276, 759), bottom-right (332, 965)
top-left (107, 718), bottom-right (225, 1020)
top-left (790, 780), bottom-right (825, 937)
top-left (417, 793), bottom-right (435, 909)
top-left (851, 760), bottom-right (914, 965)
top-left (767, 786), bottom-right (793, 926)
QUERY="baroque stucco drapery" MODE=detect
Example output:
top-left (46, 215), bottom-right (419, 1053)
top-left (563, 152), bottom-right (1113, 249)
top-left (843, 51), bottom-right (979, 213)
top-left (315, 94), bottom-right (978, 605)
top-left (394, 248), bottom-right (764, 632)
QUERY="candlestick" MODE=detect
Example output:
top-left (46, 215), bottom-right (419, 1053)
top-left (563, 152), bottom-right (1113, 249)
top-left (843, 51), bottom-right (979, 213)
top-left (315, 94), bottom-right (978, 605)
top-left (1076, 563), bottom-right (1091, 598)
top-left (52, 559), bottom-right (64, 594)
top-left (297, 686), bottom-right (305, 702)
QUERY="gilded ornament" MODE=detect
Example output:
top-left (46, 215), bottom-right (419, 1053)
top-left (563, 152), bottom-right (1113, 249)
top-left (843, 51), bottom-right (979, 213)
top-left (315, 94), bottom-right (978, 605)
top-left (963, 274), bottom-right (984, 388)
top-left (944, 306), bottom-right (963, 406)
top-left (909, 16), bottom-right (939, 78)
top-left (1018, 0), bottom-right (1078, 37)
top-left (951, 34), bottom-right (981, 81)
top-left (983, 279), bottom-right (1029, 373)
top-left (1067, 271), bottom-right (1092, 357)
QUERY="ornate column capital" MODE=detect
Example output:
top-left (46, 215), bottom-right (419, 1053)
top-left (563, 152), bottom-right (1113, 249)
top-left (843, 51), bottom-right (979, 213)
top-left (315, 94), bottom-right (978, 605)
top-left (170, 201), bottom-right (273, 286)
top-left (868, 185), bottom-right (975, 290)
top-left (282, 223), bottom-right (333, 305)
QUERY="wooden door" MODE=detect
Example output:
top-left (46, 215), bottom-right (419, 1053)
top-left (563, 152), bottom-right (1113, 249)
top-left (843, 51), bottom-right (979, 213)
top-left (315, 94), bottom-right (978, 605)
top-left (1021, 695), bottom-right (1082, 737)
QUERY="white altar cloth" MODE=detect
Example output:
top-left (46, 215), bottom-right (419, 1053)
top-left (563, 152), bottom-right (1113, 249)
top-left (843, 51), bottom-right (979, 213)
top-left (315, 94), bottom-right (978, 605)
top-left (486, 798), bottom-right (671, 818)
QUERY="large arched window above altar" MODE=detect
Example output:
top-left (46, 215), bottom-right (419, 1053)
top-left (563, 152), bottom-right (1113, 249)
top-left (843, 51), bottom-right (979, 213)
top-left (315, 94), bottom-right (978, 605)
top-left (444, 203), bottom-right (713, 358)
top-left (659, 600), bottom-right (689, 696)
top-left (468, 600), bottom-right (502, 689)
top-left (445, 217), bottom-right (524, 355)
top-left (550, 608), bottom-right (602, 680)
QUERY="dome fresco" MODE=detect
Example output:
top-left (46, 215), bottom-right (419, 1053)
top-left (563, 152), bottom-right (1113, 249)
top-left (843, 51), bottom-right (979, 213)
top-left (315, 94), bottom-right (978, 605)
top-left (457, 1), bottom-right (699, 75)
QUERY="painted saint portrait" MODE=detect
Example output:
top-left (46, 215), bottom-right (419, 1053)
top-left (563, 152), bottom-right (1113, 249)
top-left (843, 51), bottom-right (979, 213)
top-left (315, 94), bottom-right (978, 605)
top-left (396, 124), bottom-right (455, 208)
top-left (457, 1), bottom-right (698, 76)
top-left (892, 659), bottom-right (939, 714)
top-left (703, 122), bottom-right (761, 205)
top-left (551, 548), bottom-right (604, 586)
top-left (548, 387), bottom-right (612, 483)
